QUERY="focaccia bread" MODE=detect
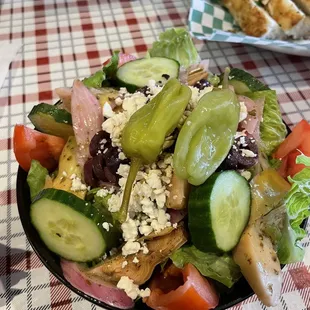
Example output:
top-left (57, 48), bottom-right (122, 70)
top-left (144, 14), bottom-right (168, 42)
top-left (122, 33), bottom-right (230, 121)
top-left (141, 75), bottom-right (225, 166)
top-left (263, 0), bottom-right (310, 39)
top-left (222, 0), bottom-right (285, 39)
top-left (292, 0), bottom-right (310, 15)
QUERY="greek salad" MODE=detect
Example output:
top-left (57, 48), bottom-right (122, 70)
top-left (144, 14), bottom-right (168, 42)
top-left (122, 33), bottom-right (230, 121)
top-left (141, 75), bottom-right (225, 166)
top-left (14, 28), bottom-right (310, 310)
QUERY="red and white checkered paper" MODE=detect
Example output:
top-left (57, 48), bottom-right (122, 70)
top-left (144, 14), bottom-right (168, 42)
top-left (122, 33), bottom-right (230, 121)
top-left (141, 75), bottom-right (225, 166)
top-left (0, 0), bottom-right (310, 309)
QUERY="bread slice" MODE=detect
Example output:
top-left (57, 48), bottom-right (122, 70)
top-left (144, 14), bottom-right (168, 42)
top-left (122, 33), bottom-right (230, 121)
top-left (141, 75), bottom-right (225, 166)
top-left (222, 0), bottom-right (285, 39)
top-left (292, 0), bottom-right (310, 15)
top-left (263, 0), bottom-right (310, 38)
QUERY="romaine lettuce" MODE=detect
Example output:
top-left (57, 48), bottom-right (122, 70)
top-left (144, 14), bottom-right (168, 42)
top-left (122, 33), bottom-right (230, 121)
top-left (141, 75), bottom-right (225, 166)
top-left (170, 245), bottom-right (241, 288)
top-left (149, 28), bottom-right (200, 68)
top-left (263, 154), bottom-right (310, 264)
top-left (247, 90), bottom-right (287, 156)
top-left (27, 160), bottom-right (48, 201)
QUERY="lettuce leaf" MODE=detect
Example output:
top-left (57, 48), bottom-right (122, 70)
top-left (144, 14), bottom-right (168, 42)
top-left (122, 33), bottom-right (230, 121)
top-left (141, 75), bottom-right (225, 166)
top-left (149, 28), bottom-right (200, 67)
top-left (247, 90), bottom-right (287, 156)
top-left (82, 51), bottom-right (120, 88)
top-left (170, 245), bottom-right (241, 288)
top-left (263, 154), bottom-right (310, 264)
top-left (102, 51), bottom-right (120, 79)
top-left (83, 70), bottom-right (106, 88)
top-left (27, 160), bottom-right (48, 201)
top-left (296, 154), bottom-right (310, 166)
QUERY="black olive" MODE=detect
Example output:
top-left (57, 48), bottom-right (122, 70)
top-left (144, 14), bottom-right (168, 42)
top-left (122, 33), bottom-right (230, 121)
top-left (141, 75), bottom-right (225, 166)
top-left (84, 158), bottom-right (98, 187)
top-left (89, 130), bottom-right (110, 157)
top-left (162, 74), bottom-right (170, 80)
top-left (193, 78), bottom-right (211, 90)
top-left (92, 154), bottom-right (108, 182)
top-left (223, 135), bottom-right (258, 170)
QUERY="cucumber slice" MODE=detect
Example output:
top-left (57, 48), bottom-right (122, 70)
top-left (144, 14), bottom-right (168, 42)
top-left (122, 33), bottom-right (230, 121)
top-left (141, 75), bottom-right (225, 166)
top-left (189, 171), bottom-right (251, 253)
top-left (31, 189), bottom-right (121, 262)
top-left (226, 68), bottom-right (270, 95)
top-left (28, 103), bottom-right (74, 139)
top-left (116, 57), bottom-right (180, 92)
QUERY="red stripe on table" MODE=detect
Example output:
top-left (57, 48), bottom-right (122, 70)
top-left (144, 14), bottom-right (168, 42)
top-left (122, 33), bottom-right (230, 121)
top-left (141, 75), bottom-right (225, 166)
top-left (0, 13), bottom-right (185, 42)
top-left (289, 265), bottom-right (310, 290)
top-left (0, 189), bottom-right (16, 206)
top-left (50, 273), bottom-right (72, 310)
top-left (282, 269), bottom-right (298, 293)
top-left (0, 138), bottom-right (10, 151)
top-left (299, 287), bottom-right (310, 307)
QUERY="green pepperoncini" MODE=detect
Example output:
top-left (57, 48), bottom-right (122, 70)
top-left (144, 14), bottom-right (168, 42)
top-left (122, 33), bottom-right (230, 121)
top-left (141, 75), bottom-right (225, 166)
top-left (119, 78), bottom-right (191, 222)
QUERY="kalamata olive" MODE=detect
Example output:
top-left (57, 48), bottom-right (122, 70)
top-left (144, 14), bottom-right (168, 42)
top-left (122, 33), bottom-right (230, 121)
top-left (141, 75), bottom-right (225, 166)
top-left (223, 135), bottom-right (258, 170)
top-left (92, 154), bottom-right (107, 181)
top-left (89, 130), bottom-right (110, 157)
top-left (193, 78), bottom-right (211, 90)
top-left (101, 147), bottom-right (115, 161)
top-left (84, 158), bottom-right (97, 187)
top-left (104, 167), bottom-right (117, 184)
top-left (106, 153), bottom-right (121, 169)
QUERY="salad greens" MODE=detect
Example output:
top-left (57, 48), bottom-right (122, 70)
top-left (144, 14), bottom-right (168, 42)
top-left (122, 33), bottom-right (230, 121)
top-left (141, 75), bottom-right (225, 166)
top-left (149, 28), bottom-right (200, 67)
top-left (247, 90), bottom-right (287, 156)
top-left (82, 51), bottom-right (120, 88)
top-left (296, 154), bottom-right (310, 166)
top-left (170, 245), bottom-right (241, 288)
top-left (263, 154), bottom-right (310, 264)
top-left (83, 70), bottom-right (106, 89)
top-left (27, 160), bottom-right (48, 201)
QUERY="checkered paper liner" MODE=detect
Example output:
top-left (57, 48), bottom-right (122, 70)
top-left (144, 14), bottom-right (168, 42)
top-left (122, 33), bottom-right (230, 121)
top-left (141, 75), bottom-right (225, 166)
top-left (189, 0), bottom-right (310, 56)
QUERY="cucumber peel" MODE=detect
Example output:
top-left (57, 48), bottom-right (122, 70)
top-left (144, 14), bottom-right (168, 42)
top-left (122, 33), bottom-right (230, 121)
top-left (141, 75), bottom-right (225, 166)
top-left (28, 103), bottom-right (74, 139)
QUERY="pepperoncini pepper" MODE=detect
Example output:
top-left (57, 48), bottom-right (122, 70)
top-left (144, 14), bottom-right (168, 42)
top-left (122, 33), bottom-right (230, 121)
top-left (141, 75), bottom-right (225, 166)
top-left (174, 68), bottom-right (240, 186)
top-left (119, 78), bottom-right (191, 222)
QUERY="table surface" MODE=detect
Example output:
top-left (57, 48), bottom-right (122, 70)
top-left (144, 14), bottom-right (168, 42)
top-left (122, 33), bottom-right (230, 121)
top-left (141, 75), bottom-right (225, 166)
top-left (1, 0), bottom-right (310, 309)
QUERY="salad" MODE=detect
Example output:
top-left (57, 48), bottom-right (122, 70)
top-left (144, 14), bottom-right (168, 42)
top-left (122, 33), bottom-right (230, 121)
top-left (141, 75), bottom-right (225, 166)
top-left (14, 28), bottom-right (310, 310)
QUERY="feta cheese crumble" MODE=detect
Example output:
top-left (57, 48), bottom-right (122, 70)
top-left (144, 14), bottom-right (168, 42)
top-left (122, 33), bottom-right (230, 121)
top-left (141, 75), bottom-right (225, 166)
top-left (102, 222), bottom-right (110, 232)
top-left (117, 276), bottom-right (150, 299)
top-left (133, 257), bottom-right (139, 264)
top-left (70, 174), bottom-right (87, 191)
top-left (241, 149), bottom-right (257, 158)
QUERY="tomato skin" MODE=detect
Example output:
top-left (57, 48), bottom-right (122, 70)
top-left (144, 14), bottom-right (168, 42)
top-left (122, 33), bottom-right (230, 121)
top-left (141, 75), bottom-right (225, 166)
top-left (274, 120), bottom-right (310, 178)
top-left (145, 264), bottom-right (219, 310)
top-left (13, 125), bottom-right (66, 171)
top-left (102, 53), bottom-right (136, 67)
top-left (286, 150), bottom-right (306, 177)
top-left (274, 120), bottom-right (310, 159)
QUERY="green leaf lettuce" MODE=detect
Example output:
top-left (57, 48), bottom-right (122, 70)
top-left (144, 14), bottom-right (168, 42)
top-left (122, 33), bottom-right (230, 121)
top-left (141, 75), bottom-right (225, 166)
top-left (27, 160), bottom-right (48, 201)
top-left (170, 245), bottom-right (241, 288)
top-left (263, 154), bottom-right (310, 264)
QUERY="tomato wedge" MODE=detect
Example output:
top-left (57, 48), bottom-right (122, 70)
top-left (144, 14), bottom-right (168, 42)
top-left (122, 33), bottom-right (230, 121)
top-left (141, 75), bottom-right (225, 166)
top-left (274, 120), bottom-right (310, 159)
top-left (13, 125), bottom-right (66, 171)
top-left (286, 150), bottom-right (306, 177)
top-left (102, 53), bottom-right (136, 68)
top-left (145, 264), bottom-right (219, 310)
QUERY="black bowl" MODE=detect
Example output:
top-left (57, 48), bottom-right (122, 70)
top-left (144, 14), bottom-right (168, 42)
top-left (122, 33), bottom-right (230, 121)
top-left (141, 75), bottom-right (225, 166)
top-left (15, 122), bottom-right (307, 310)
